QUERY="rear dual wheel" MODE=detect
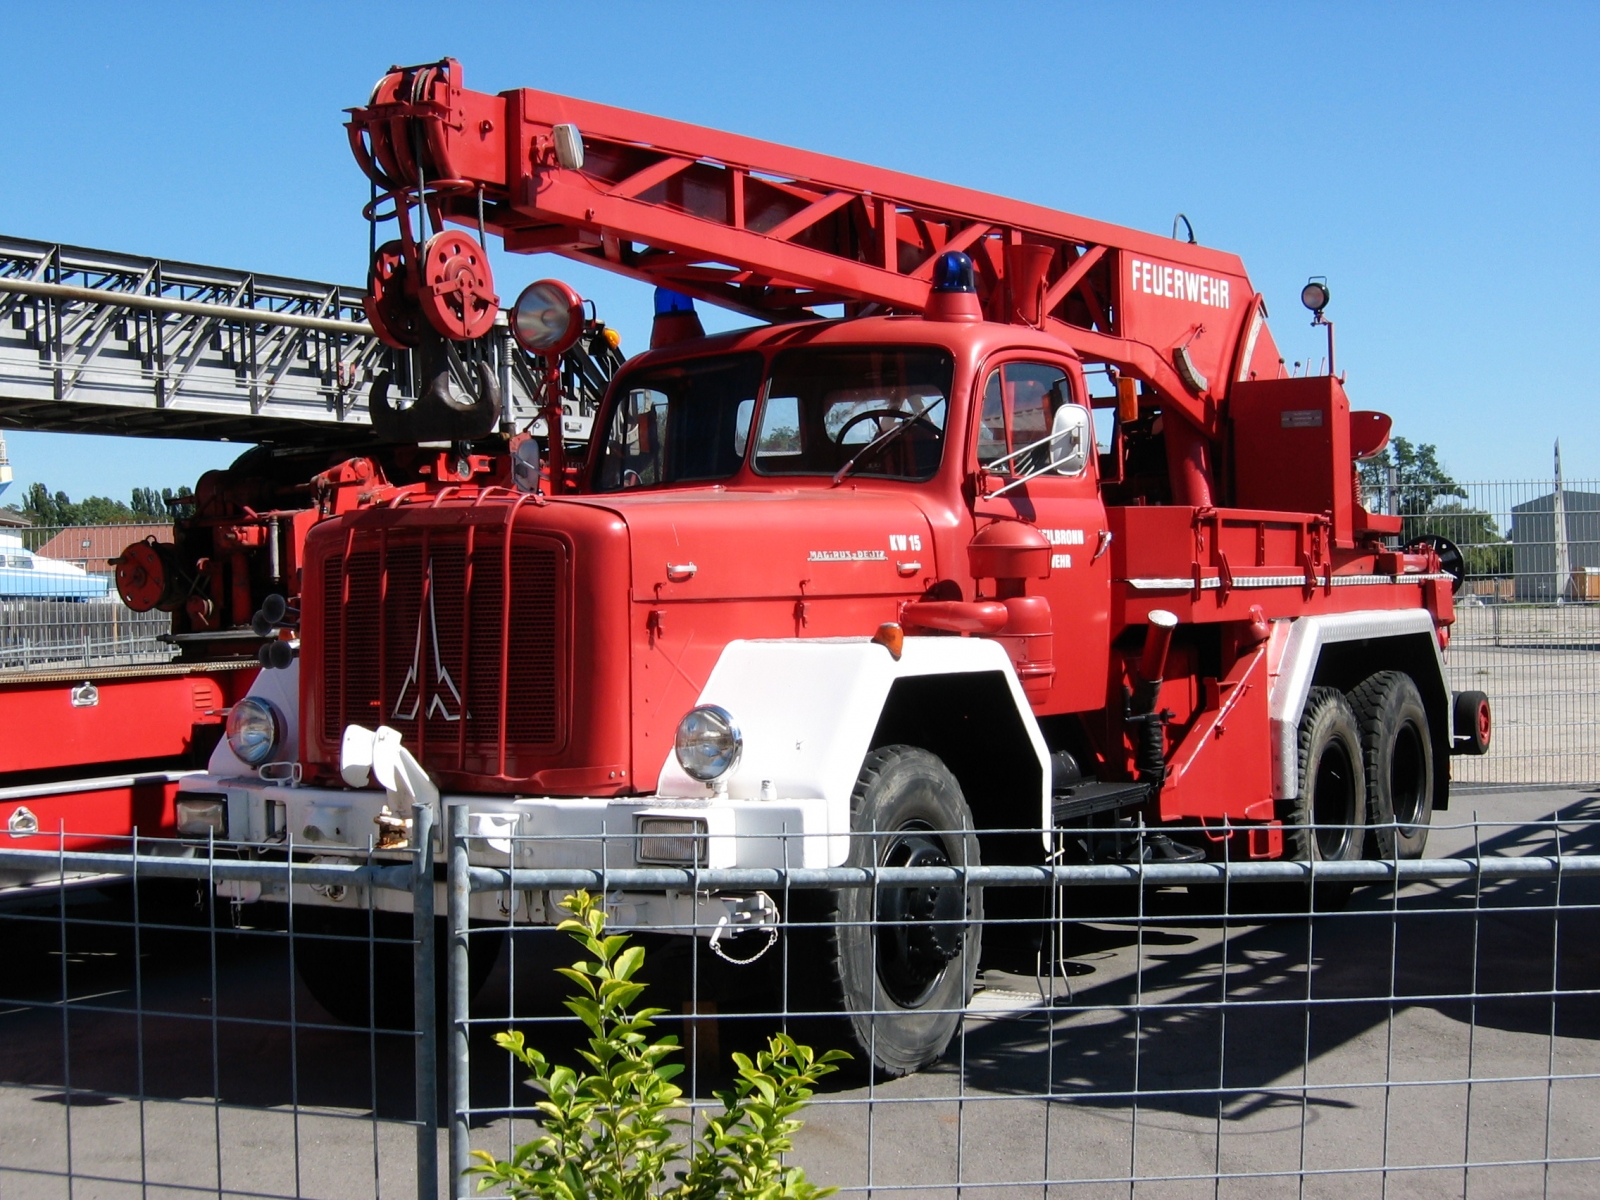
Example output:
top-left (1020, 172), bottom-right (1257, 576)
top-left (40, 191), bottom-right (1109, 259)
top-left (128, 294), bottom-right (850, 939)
top-left (1290, 687), bottom-right (1367, 864)
top-left (1350, 672), bottom-right (1434, 860)
top-left (1279, 687), bottom-right (1366, 909)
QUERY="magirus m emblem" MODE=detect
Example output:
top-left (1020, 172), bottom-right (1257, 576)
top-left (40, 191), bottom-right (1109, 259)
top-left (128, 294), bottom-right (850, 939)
top-left (393, 561), bottom-right (466, 722)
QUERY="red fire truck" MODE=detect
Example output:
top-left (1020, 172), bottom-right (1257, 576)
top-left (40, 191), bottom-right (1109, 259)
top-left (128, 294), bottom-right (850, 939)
top-left (177, 60), bottom-right (1491, 1075)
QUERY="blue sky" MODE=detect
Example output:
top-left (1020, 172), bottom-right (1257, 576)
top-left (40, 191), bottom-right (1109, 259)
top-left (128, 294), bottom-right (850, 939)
top-left (2, 1), bottom-right (1595, 504)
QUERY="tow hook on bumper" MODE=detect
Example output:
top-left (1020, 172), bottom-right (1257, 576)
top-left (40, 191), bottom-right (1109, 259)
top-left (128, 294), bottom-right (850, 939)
top-left (706, 891), bottom-right (779, 965)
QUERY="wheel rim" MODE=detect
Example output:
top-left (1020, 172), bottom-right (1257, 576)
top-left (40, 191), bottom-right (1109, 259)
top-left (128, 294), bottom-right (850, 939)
top-left (874, 822), bottom-right (967, 1008)
top-left (1477, 700), bottom-right (1492, 745)
top-left (1312, 741), bottom-right (1358, 860)
top-left (1391, 721), bottom-right (1427, 830)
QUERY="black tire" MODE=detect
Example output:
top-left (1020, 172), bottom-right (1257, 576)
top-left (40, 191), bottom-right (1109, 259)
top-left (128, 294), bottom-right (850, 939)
top-left (1350, 672), bottom-right (1434, 860)
top-left (808, 746), bottom-right (982, 1077)
top-left (1282, 688), bottom-right (1366, 909)
top-left (293, 908), bottom-right (502, 1032)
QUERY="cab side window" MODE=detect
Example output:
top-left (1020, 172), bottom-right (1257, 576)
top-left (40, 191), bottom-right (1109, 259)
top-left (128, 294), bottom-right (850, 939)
top-left (977, 361), bottom-right (1077, 472)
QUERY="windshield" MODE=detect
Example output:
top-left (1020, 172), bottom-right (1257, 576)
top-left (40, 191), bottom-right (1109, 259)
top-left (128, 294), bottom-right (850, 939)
top-left (591, 345), bottom-right (952, 491)
top-left (752, 347), bottom-right (952, 480)
top-left (593, 353), bottom-right (762, 492)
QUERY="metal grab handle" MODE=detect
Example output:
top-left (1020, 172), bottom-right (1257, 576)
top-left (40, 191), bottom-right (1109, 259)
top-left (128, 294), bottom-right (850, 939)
top-left (666, 562), bottom-right (698, 582)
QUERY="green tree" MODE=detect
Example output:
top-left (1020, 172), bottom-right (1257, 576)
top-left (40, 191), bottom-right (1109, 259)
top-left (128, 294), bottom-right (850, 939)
top-left (75, 495), bottom-right (138, 524)
top-left (131, 487), bottom-right (165, 519)
top-left (22, 482), bottom-right (185, 527)
top-left (1409, 503), bottom-right (1512, 577)
top-left (1358, 436), bottom-right (1509, 579)
top-left (22, 483), bottom-right (65, 526)
top-left (1357, 436), bottom-right (1466, 515)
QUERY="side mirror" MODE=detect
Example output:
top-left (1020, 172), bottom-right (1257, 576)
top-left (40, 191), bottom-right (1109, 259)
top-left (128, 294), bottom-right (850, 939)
top-left (1048, 405), bottom-right (1090, 475)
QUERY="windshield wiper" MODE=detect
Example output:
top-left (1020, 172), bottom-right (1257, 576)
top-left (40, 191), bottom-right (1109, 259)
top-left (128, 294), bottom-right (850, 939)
top-left (829, 402), bottom-right (943, 487)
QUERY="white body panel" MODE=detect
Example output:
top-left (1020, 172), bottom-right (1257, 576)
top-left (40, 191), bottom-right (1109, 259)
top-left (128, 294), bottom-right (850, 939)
top-left (654, 636), bottom-right (1052, 860)
top-left (206, 657), bottom-right (301, 778)
top-left (1266, 608), bottom-right (1446, 798)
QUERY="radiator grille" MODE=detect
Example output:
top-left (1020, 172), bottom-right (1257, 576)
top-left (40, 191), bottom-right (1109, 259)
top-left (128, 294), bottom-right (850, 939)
top-left (319, 534), bottom-right (563, 773)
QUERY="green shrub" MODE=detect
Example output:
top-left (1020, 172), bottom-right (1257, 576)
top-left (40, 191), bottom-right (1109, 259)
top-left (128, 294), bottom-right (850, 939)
top-left (469, 890), bottom-right (847, 1200)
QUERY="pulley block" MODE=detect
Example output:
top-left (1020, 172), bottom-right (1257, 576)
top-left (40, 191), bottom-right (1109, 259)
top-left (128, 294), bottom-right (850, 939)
top-left (417, 230), bottom-right (498, 340)
top-left (364, 240), bottom-right (424, 349)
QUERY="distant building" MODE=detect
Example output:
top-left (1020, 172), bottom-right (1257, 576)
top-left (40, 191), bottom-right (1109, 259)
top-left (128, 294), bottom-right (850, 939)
top-left (0, 508), bottom-right (29, 529)
top-left (33, 524), bottom-right (172, 574)
top-left (1511, 489), bottom-right (1600, 600)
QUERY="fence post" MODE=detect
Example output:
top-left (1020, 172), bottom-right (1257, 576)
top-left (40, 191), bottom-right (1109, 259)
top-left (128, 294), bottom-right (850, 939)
top-left (413, 801), bottom-right (438, 1200)
top-left (447, 803), bottom-right (471, 1200)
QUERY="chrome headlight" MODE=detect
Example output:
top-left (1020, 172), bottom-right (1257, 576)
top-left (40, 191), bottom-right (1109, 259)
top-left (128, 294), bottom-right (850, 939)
top-left (226, 697), bottom-right (282, 765)
top-left (673, 705), bottom-right (742, 782)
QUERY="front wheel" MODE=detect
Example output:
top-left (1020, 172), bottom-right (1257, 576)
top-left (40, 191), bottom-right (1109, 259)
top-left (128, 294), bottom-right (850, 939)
top-left (810, 745), bottom-right (982, 1077)
top-left (294, 908), bottom-right (502, 1032)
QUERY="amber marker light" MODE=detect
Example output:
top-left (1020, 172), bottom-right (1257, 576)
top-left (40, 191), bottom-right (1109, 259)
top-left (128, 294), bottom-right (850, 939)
top-left (872, 622), bottom-right (905, 660)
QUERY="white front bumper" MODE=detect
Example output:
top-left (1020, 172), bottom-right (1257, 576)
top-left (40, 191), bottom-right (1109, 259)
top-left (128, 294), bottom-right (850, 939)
top-left (177, 774), bottom-right (840, 931)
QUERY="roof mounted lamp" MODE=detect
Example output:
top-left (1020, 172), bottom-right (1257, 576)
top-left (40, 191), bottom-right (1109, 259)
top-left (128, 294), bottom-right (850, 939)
top-left (650, 287), bottom-right (705, 349)
top-left (1301, 276), bottom-right (1336, 378)
top-left (925, 251), bottom-right (983, 322)
top-left (512, 278), bottom-right (586, 494)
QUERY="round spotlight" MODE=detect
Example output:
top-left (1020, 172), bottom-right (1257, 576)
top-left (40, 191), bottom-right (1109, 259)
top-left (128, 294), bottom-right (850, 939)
top-left (1301, 279), bottom-right (1330, 312)
top-left (511, 279), bottom-right (585, 355)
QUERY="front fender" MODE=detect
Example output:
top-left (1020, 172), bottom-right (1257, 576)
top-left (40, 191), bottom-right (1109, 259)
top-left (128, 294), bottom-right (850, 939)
top-left (655, 636), bottom-right (1052, 863)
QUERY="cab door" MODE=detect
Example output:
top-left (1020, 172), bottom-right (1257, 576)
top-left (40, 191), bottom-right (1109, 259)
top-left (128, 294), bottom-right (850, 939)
top-left (971, 358), bottom-right (1111, 714)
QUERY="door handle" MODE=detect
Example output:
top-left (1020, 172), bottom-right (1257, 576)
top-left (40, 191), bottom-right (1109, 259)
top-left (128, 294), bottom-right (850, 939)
top-left (1092, 530), bottom-right (1112, 562)
top-left (666, 562), bottom-right (697, 582)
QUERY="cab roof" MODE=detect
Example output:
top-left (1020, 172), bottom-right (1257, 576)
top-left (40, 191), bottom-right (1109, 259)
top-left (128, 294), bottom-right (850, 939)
top-left (620, 314), bottom-right (1086, 376)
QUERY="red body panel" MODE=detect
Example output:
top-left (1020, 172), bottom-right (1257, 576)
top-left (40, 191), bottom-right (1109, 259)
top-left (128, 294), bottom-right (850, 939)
top-left (1158, 644), bottom-right (1274, 819)
top-left (0, 667), bottom-right (252, 775)
top-left (1231, 376), bottom-right (1355, 547)
top-left (0, 778), bottom-right (184, 849)
top-left (0, 666), bottom-right (255, 845)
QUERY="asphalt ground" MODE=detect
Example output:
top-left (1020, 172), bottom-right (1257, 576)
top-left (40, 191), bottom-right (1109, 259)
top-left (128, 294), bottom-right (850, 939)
top-left (1, 786), bottom-right (1596, 1200)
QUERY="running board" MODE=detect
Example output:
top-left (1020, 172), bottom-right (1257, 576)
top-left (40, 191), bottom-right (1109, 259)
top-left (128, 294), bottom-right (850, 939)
top-left (1051, 779), bottom-right (1154, 826)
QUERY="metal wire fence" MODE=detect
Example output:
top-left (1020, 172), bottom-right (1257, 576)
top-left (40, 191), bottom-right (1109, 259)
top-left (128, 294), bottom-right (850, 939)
top-left (455, 809), bottom-right (1600, 1200)
top-left (0, 824), bottom-right (435, 1200)
top-left (0, 523), bottom-right (176, 671)
top-left (6, 795), bottom-right (1597, 1200)
top-left (1375, 480), bottom-right (1600, 786)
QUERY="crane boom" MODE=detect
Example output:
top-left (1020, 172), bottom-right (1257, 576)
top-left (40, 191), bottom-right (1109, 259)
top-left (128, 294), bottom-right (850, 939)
top-left (348, 59), bottom-right (1285, 440)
